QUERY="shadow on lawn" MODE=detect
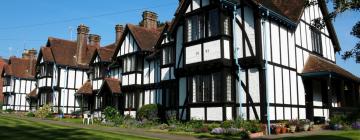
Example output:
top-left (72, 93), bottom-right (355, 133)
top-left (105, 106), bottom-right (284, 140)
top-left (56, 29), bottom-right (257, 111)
top-left (0, 125), bottom-right (99, 140)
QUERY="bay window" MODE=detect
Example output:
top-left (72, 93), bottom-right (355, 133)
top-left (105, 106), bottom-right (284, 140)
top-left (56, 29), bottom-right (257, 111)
top-left (186, 8), bottom-right (230, 42)
top-left (189, 72), bottom-right (223, 103)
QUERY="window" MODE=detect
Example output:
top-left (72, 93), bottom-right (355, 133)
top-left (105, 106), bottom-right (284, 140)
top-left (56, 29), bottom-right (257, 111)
top-left (208, 9), bottom-right (219, 37)
top-left (4, 95), bottom-right (8, 105)
top-left (189, 72), bottom-right (222, 103)
top-left (39, 64), bottom-right (53, 77)
top-left (311, 29), bottom-right (322, 55)
top-left (93, 65), bottom-right (107, 79)
top-left (224, 16), bottom-right (230, 35)
top-left (162, 47), bottom-right (174, 65)
top-left (187, 15), bottom-right (204, 42)
top-left (96, 96), bottom-right (102, 109)
top-left (3, 77), bottom-right (11, 86)
top-left (123, 56), bottom-right (136, 72)
top-left (226, 74), bottom-right (232, 101)
top-left (126, 93), bottom-right (135, 108)
top-left (186, 8), bottom-right (226, 42)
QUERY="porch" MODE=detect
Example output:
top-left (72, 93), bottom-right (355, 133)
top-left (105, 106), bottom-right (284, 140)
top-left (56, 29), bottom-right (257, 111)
top-left (302, 54), bottom-right (360, 122)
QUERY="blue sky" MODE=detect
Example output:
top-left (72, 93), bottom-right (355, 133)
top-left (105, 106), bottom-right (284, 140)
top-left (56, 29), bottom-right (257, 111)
top-left (0, 0), bottom-right (359, 76)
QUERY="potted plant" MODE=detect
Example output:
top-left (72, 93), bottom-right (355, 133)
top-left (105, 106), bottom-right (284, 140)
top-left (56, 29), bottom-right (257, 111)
top-left (287, 120), bottom-right (298, 133)
top-left (299, 119), bottom-right (310, 131)
top-left (281, 125), bottom-right (287, 133)
top-left (275, 125), bottom-right (282, 134)
top-left (244, 121), bottom-right (264, 138)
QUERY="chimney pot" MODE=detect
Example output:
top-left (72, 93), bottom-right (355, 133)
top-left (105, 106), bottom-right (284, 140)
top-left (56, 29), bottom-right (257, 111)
top-left (88, 34), bottom-right (101, 47)
top-left (142, 11), bottom-right (158, 29)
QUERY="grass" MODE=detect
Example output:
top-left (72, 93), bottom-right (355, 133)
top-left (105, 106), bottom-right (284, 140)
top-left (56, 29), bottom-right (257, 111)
top-left (278, 130), bottom-right (360, 140)
top-left (52, 117), bottom-right (83, 124)
top-left (0, 115), bottom-right (157, 140)
top-left (149, 129), bottom-right (244, 140)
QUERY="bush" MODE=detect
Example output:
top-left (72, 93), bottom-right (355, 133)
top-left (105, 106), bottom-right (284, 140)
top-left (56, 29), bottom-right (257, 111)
top-left (26, 112), bottom-right (35, 117)
top-left (243, 120), bottom-right (262, 133)
top-left (206, 123), bottom-right (221, 131)
top-left (5, 109), bottom-right (14, 113)
top-left (103, 106), bottom-right (124, 126)
top-left (137, 104), bottom-right (162, 122)
top-left (35, 104), bottom-right (53, 119)
top-left (221, 120), bottom-right (235, 129)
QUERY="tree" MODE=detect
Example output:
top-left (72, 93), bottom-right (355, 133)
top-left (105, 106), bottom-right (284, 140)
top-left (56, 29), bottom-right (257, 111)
top-left (307, 0), bottom-right (359, 61)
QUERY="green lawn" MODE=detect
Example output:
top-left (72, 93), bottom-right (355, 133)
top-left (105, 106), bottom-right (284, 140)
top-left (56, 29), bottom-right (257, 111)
top-left (279, 130), bottom-right (360, 140)
top-left (0, 115), bottom-right (156, 140)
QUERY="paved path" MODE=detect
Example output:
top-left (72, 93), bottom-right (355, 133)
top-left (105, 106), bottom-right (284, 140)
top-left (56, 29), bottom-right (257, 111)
top-left (1, 114), bottom-right (200, 140)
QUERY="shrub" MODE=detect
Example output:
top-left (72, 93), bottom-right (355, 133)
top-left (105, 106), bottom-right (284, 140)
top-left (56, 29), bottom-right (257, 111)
top-left (330, 115), bottom-right (347, 126)
top-left (103, 106), bottom-right (124, 126)
top-left (137, 104), bottom-right (162, 122)
top-left (5, 109), bottom-right (14, 113)
top-left (103, 106), bottom-right (118, 121)
top-left (71, 110), bottom-right (82, 117)
top-left (221, 120), bottom-right (235, 129)
top-left (206, 123), bottom-right (221, 131)
top-left (35, 104), bottom-right (53, 119)
top-left (243, 120), bottom-right (262, 133)
top-left (234, 117), bottom-right (246, 128)
top-left (26, 112), bottom-right (35, 117)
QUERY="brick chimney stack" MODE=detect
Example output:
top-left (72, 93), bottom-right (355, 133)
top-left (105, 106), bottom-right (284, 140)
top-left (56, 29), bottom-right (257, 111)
top-left (22, 48), bottom-right (37, 76)
top-left (76, 24), bottom-right (89, 65)
top-left (22, 48), bottom-right (37, 60)
top-left (88, 34), bottom-right (101, 48)
top-left (115, 24), bottom-right (124, 45)
top-left (142, 11), bottom-right (158, 29)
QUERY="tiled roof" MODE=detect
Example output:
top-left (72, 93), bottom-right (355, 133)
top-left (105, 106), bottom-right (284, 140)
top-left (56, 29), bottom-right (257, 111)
top-left (127, 24), bottom-right (161, 52)
top-left (302, 54), bottom-right (360, 82)
top-left (76, 80), bottom-right (93, 95)
top-left (40, 47), bottom-right (54, 62)
top-left (103, 78), bottom-right (121, 94)
top-left (6, 57), bottom-right (36, 79)
top-left (253, 0), bottom-right (305, 23)
top-left (43, 37), bottom-right (97, 68)
top-left (98, 43), bottom-right (116, 62)
top-left (28, 89), bottom-right (37, 98)
top-left (0, 59), bottom-right (7, 77)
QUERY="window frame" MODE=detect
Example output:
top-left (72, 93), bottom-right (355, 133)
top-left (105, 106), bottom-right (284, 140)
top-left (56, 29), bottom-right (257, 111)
top-left (311, 28), bottom-right (323, 55)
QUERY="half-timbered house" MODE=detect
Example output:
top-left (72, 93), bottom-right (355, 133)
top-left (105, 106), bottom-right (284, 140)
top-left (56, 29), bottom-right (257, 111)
top-left (2, 49), bottom-right (37, 111)
top-left (78, 25), bottom-right (123, 116)
top-left (169, 0), bottom-right (360, 122)
top-left (112, 11), bottom-right (163, 117)
top-left (35, 24), bottom-right (97, 114)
